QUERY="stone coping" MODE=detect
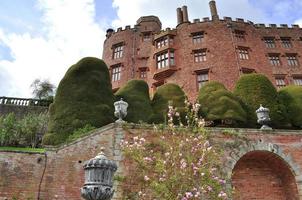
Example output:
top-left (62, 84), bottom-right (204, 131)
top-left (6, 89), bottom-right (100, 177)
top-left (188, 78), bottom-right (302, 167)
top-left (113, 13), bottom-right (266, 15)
top-left (1, 122), bottom-right (301, 154)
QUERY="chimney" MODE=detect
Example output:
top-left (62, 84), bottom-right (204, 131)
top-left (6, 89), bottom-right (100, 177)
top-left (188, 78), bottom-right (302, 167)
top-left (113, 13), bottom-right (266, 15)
top-left (177, 7), bottom-right (183, 25)
top-left (209, 0), bottom-right (219, 21)
top-left (182, 6), bottom-right (189, 22)
top-left (106, 28), bottom-right (114, 38)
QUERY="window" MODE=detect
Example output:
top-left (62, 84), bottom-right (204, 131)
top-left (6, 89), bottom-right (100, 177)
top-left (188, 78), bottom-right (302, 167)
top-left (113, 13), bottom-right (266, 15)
top-left (192, 32), bottom-right (204, 44)
top-left (238, 47), bottom-right (249, 60)
top-left (241, 67), bottom-right (256, 74)
top-left (281, 37), bottom-right (292, 48)
top-left (264, 37), bottom-right (276, 48)
top-left (293, 78), bottom-right (302, 86)
top-left (156, 36), bottom-right (173, 49)
top-left (142, 33), bottom-right (151, 42)
top-left (235, 30), bottom-right (245, 41)
top-left (111, 65), bottom-right (122, 81)
top-left (194, 49), bottom-right (207, 62)
top-left (113, 43), bottom-right (124, 59)
top-left (139, 69), bottom-right (147, 78)
top-left (156, 50), bottom-right (175, 69)
top-left (286, 54), bottom-right (299, 66)
top-left (268, 54), bottom-right (281, 66)
top-left (197, 73), bottom-right (209, 89)
top-left (275, 78), bottom-right (286, 89)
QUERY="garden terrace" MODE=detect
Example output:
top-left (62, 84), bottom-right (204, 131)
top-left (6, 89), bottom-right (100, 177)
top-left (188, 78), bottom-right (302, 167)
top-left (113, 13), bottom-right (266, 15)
top-left (0, 123), bottom-right (302, 200)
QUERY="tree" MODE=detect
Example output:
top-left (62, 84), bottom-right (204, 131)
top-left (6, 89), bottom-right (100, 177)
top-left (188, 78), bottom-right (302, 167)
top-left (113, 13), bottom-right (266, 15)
top-left (150, 83), bottom-right (186, 124)
top-left (115, 80), bottom-right (153, 123)
top-left (198, 81), bottom-right (247, 126)
top-left (42, 57), bottom-right (115, 145)
top-left (279, 86), bottom-right (302, 128)
top-left (234, 74), bottom-right (289, 128)
top-left (31, 79), bottom-right (55, 100)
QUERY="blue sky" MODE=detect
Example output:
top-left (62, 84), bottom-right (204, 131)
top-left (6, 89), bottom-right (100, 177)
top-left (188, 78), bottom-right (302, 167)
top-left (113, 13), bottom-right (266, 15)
top-left (0, 0), bottom-right (301, 97)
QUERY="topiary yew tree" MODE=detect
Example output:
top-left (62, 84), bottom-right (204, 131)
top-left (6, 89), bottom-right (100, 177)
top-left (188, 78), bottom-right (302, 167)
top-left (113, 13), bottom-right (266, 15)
top-left (198, 81), bottom-right (247, 126)
top-left (234, 74), bottom-right (289, 128)
top-left (43, 57), bottom-right (115, 145)
top-left (150, 83), bottom-right (186, 124)
top-left (115, 79), bottom-right (153, 123)
top-left (279, 86), bottom-right (302, 129)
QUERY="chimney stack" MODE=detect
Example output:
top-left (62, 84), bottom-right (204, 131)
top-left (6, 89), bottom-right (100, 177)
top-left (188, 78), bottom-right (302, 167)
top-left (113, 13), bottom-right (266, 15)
top-left (177, 6), bottom-right (190, 25)
top-left (177, 7), bottom-right (183, 25)
top-left (182, 6), bottom-right (189, 22)
top-left (209, 0), bottom-right (219, 21)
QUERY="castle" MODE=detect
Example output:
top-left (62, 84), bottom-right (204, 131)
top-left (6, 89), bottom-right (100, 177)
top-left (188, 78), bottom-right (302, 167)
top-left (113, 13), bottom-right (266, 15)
top-left (102, 0), bottom-right (302, 100)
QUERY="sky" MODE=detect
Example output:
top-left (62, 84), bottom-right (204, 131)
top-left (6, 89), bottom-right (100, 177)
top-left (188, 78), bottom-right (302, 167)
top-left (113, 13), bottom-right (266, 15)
top-left (0, 0), bottom-right (301, 98)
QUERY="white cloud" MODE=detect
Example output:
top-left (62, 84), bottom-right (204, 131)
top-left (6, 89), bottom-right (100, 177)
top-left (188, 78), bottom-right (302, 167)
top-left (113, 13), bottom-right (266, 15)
top-left (0, 0), bottom-right (106, 97)
top-left (112, 0), bottom-right (267, 29)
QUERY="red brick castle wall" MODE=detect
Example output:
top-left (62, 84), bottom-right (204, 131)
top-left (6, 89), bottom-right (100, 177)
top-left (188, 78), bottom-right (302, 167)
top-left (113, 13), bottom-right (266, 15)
top-left (102, 1), bottom-right (302, 100)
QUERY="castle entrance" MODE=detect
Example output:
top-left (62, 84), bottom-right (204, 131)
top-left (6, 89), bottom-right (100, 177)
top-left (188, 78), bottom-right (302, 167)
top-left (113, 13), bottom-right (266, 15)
top-left (231, 150), bottom-right (299, 200)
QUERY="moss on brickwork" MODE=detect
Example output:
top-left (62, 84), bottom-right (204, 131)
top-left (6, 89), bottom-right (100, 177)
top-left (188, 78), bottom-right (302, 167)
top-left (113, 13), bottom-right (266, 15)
top-left (115, 80), bottom-right (153, 123)
top-left (279, 86), bottom-right (302, 128)
top-left (150, 83), bottom-right (186, 123)
top-left (234, 74), bottom-right (289, 128)
top-left (198, 81), bottom-right (247, 125)
top-left (43, 57), bottom-right (114, 145)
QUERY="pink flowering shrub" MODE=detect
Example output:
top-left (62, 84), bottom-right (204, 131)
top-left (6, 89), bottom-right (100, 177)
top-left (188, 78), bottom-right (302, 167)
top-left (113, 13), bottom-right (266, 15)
top-left (120, 100), bottom-right (230, 199)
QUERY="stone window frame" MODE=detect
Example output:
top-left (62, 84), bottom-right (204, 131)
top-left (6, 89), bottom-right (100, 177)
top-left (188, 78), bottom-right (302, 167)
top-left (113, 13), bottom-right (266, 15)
top-left (139, 67), bottom-right (148, 78)
top-left (234, 30), bottom-right (246, 41)
top-left (195, 69), bottom-right (209, 90)
top-left (263, 37), bottom-right (276, 48)
top-left (286, 53), bottom-right (299, 66)
top-left (155, 35), bottom-right (174, 49)
top-left (142, 32), bottom-right (152, 42)
top-left (191, 31), bottom-right (204, 44)
top-left (281, 37), bottom-right (292, 48)
top-left (268, 53), bottom-right (281, 66)
top-left (292, 75), bottom-right (302, 86)
top-left (155, 50), bottom-right (175, 69)
top-left (112, 42), bottom-right (124, 59)
top-left (111, 64), bottom-right (122, 82)
top-left (274, 75), bottom-right (286, 89)
top-left (238, 46), bottom-right (249, 60)
top-left (193, 49), bottom-right (207, 63)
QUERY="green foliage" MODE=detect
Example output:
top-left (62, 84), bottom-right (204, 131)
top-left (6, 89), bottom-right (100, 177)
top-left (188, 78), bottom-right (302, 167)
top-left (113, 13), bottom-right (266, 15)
top-left (234, 74), bottom-right (289, 128)
top-left (115, 80), bottom-right (153, 123)
top-left (66, 124), bottom-right (96, 143)
top-left (150, 83), bottom-right (186, 124)
top-left (44, 57), bottom-right (115, 145)
top-left (198, 81), bottom-right (247, 126)
top-left (279, 86), bottom-right (302, 128)
top-left (0, 146), bottom-right (45, 153)
top-left (0, 113), bottom-right (19, 146)
top-left (0, 113), bottom-right (48, 147)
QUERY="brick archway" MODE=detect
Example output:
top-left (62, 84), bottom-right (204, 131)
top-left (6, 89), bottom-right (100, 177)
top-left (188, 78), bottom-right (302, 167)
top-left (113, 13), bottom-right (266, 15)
top-left (224, 140), bottom-right (302, 199)
top-left (232, 150), bottom-right (299, 199)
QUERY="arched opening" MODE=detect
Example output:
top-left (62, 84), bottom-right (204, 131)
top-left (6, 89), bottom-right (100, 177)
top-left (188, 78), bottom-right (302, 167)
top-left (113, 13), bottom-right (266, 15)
top-left (232, 150), bottom-right (299, 200)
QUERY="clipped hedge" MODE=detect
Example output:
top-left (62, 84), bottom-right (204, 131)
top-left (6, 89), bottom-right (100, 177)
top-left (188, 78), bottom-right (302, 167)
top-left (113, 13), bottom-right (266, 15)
top-left (43, 57), bottom-right (115, 145)
top-left (234, 74), bottom-right (289, 128)
top-left (198, 81), bottom-right (247, 125)
top-left (279, 86), bottom-right (302, 128)
top-left (150, 83), bottom-right (186, 123)
top-left (115, 80), bottom-right (153, 123)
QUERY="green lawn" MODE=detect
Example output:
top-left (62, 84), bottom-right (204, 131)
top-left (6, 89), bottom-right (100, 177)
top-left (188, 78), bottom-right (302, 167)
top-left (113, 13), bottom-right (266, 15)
top-left (0, 146), bottom-right (45, 153)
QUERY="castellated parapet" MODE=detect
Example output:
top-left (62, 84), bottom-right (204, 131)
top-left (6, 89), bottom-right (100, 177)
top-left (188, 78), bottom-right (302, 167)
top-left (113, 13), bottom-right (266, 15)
top-left (102, 0), bottom-right (302, 100)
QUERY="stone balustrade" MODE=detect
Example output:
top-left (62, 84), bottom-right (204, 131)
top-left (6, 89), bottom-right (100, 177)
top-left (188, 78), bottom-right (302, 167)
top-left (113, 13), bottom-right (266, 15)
top-left (0, 96), bottom-right (52, 107)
